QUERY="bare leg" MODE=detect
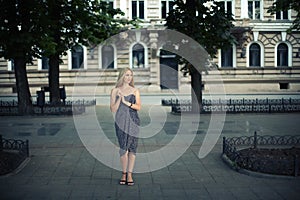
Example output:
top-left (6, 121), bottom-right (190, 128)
top-left (127, 153), bottom-right (136, 185)
top-left (120, 151), bottom-right (128, 184)
top-left (127, 153), bottom-right (136, 172)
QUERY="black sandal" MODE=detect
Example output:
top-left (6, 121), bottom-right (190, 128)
top-left (127, 172), bottom-right (134, 186)
top-left (119, 172), bottom-right (127, 185)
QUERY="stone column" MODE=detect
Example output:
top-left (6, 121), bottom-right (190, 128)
top-left (119, 0), bottom-right (127, 18)
top-left (240, 0), bottom-right (248, 19)
top-left (147, 30), bottom-right (161, 92)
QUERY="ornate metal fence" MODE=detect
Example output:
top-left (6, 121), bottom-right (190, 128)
top-left (0, 135), bottom-right (29, 175)
top-left (162, 98), bottom-right (300, 113)
top-left (222, 132), bottom-right (300, 176)
top-left (0, 99), bottom-right (96, 115)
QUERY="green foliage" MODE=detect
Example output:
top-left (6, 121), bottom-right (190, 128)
top-left (0, 0), bottom-right (137, 62)
top-left (37, 0), bottom-right (137, 59)
top-left (165, 0), bottom-right (235, 75)
top-left (0, 0), bottom-right (44, 63)
top-left (268, 0), bottom-right (300, 31)
top-left (166, 0), bottom-right (235, 58)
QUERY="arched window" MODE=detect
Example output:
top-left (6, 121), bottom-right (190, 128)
top-left (71, 45), bottom-right (84, 69)
top-left (249, 43), bottom-right (260, 67)
top-left (277, 43), bottom-right (288, 67)
top-left (132, 43), bottom-right (145, 68)
top-left (221, 46), bottom-right (233, 67)
top-left (101, 45), bottom-right (114, 69)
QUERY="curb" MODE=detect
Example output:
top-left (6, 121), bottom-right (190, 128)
top-left (0, 157), bottom-right (31, 178)
top-left (221, 154), bottom-right (298, 180)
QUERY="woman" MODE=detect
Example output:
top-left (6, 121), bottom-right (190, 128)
top-left (110, 67), bottom-right (141, 186)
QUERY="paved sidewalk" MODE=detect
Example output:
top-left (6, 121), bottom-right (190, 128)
top-left (0, 105), bottom-right (300, 200)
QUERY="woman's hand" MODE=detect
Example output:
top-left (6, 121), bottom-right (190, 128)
top-left (121, 95), bottom-right (131, 107)
top-left (118, 90), bottom-right (131, 107)
top-left (117, 89), bottom-right (123, 97)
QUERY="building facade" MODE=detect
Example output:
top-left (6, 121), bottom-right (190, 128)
top-left (0, 0), bottom-right (299, 96)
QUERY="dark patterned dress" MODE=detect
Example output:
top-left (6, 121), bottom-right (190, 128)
top-left (115, 94), bottom-right (140, 156)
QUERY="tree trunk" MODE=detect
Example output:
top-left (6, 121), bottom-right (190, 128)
top-left (185, 0), bottom-right (201, 113)
top-left (186, 0), bottom-right (196, 10)
top-left (48, 54), bottom-right (61, 105)
top-left (14, 57), bottom-right (33, 115)
top-left (190, 66), bottom-right (202, 113)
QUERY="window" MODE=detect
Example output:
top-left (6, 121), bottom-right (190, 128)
top-left (221, 47), bottom-right (233, 67)
top-left (101, 0), bottom-right (113, 9)
top-left (41, 56), bottom-right (49, 70)
top-left (279, 82), bottom-right (289, 90)
top-left (132, 0), bottom-right (144, 19)
top-left (105, 0), bottom-right (114, 9)
top-left (8, 59), bottom-right (14, 71)
top-left (218, 0), bottom-right (233, 17)
top-left (248, 0), bottom-right (261, 20)
top-left (249, 43), bottom-right (261, 67)
top-left (71, 45), bottom-right (84, 69)
top-left (276, 10), bottom-right (288, 20)
top-left (132, 43), bottom-right (145, 68)
top-left (101, 45), bottom-right (114, 69)
top-left (161, 0), bottom-right (175, 19)
top-left (277, 43), bottom-right (288, 67)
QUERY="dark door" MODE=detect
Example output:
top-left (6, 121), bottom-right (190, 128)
top-left (160, 51), bottom-right (178, 90)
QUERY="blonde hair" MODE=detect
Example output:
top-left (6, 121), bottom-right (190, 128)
top-left (115, 67), bottom-right (135, 88)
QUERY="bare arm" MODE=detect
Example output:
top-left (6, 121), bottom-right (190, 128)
top-left (110, 88), bottom-right (121, 113)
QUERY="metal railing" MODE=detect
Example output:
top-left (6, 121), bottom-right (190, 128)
top-left (222, 132), bottom-right (300, 176)
top-left (0, 135), bottom-right (29, 175)
top-left (0, 99), bottom-right (96, 115)
top-left (162, 98), bottom-right (300, 113)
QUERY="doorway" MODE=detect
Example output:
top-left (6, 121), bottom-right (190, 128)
top-left (159, 50), bottom-right (178, 90)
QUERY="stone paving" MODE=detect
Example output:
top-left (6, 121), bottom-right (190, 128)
top-left (0, 105), bottom-right (300, 200)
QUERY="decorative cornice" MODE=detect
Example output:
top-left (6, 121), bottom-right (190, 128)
top-left (249, 22), bottom-right (293, 32)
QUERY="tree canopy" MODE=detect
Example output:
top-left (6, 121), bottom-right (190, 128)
top-left (0, 0), bottom-right (136, 65)
top-left (0, 0), bottom-right (43, 62)
top-left (37, 0), bottom-right (136, 58)
top-left (0, 0), bottom-right (137, 113)
top-left (166, 0), bottom-right (235, 58)
top-left (268, 0), bottom-right (300, 31)
top-left (165, 0), bottom-right (235, 112)
top-left (166, 0), bottom-right (235, 76)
